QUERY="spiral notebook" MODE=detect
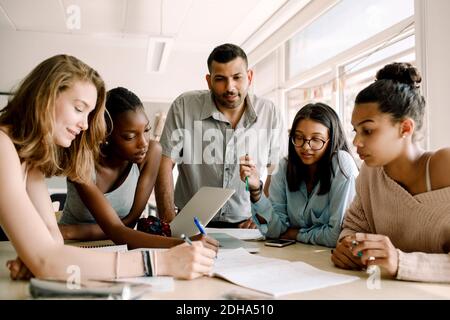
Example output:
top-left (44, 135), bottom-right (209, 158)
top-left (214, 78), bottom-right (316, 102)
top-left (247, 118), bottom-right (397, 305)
top-left (68, 240), bottom-right (127, 252)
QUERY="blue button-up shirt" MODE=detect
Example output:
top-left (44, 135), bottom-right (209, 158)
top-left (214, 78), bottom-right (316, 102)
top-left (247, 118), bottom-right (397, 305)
top-left (252, 151), bottom-right (358, 247)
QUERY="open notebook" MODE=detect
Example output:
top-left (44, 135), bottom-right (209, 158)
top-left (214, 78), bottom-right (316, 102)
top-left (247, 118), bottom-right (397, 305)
top-left (211, 248), bottom-right (359, 297)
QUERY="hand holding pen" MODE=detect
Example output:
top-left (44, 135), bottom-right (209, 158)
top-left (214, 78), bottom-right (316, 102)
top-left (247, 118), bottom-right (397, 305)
top-left (168, 235), bottom-right (215, 279)
top-left (194, 217), bottom-right (207, 235)
top-left (244, 137), bottom-right (249, 191)
top-left (349, 233), bottom-right (399, 277)
top-left (181, 233), bottom-right (193, 245)
top-left (189, 218), bottom-right (219, 252)
top-left (239, 155), bottom-right (260, 191)
top-left (331, 235), bottom-right (365, 270)
top-left (245, 155), bottom-right (249, 191)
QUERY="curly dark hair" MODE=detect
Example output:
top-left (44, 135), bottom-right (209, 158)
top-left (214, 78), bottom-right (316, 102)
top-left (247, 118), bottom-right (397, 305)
top-left (355, 62), bottom-right (426, 135)
top-left (104, 87), bottom-right (144, 134)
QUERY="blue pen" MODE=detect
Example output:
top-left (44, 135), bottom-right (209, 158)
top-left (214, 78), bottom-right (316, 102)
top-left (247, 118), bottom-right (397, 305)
top-left (194, 217), bottom-right (207, 235)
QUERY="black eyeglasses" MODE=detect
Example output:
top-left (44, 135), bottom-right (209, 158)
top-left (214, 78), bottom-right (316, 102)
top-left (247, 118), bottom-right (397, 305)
top-left (291, 136), bottom-right (329, 151)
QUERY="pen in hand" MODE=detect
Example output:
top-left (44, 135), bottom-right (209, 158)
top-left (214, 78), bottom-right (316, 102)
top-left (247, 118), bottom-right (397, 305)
top-left (194, 217), bottom-right (207, 235)
top-left (194, 217), bottom-right (218, 260)
top-left (244, 137), bottom-right (250, 192)
top-left (181, 234), bottom-right (193, 245)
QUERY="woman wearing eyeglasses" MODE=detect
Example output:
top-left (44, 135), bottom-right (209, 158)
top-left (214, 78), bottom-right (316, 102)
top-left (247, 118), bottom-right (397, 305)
top-left (239, 103), bottom-right (358, 247)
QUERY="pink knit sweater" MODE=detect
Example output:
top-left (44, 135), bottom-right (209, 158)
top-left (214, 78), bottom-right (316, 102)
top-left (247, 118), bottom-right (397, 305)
top-left (340, 163), bottom-right (450, 283)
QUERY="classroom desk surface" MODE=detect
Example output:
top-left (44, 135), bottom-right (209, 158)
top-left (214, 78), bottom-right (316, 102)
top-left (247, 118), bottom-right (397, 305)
top-left (0, 240), bottom-right (449, 300)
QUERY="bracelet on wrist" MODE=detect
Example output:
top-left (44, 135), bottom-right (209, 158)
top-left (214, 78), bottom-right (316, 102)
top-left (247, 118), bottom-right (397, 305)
top-left (141, 250), bottom-right (153, 277)
top-left (249, 180), bottom-right (263, 192)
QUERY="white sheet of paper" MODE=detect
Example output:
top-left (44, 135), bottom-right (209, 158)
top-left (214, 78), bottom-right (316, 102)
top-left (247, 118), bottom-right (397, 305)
top-left (212, 248), bottom-right (359, 297)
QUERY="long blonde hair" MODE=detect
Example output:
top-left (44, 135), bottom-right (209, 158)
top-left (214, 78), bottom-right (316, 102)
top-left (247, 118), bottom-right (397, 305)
top-left (0, 54), bottom-right (106, 183)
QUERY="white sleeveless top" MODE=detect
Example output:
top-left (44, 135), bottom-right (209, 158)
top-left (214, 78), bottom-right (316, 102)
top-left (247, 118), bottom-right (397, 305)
top-left (59, 164), bottom-right (140, 224)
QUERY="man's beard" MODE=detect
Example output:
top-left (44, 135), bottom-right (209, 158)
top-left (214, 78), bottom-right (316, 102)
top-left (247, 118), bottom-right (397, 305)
top-left (213, 91), bottom-right (244, 109)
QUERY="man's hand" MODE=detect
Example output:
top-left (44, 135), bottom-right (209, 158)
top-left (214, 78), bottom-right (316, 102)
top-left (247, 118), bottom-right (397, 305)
top-left (239, 155), bottom-right (260, 190)
top-left (237, 218), bottom-right (257, 229)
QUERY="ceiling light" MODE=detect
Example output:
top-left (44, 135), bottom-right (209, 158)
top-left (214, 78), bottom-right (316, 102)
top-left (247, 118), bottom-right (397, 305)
top-left (146, 37), bottom-right (173, 73)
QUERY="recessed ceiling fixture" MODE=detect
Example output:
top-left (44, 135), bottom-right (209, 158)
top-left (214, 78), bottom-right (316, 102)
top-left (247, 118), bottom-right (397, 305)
top-left (146, 0), bottom-right (173, 73)
top-left (146, 36), bottom-right (173, 73)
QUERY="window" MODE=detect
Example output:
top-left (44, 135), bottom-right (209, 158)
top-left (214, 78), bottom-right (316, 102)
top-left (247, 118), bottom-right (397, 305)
top-left (286, 71), bottom-right (335, 128)
top-left (251, 47), bottom-right (287, 130)
top-left (251, 51), bottom-right (277, 97)
top-left (280, 0), bottom-right (416, 158)
top-left (287, 0), bottom-right (414, 78)
top-left (250, 0), bottom-right (417, 157)
top-left (0, 94), bottom-right (10, 110)
top-left (342, 34), bottom-right (416, 158)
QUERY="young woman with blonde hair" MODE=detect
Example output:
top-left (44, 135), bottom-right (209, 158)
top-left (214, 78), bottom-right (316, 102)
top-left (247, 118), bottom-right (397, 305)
top-left (0, 54), bottom-right (215, 281)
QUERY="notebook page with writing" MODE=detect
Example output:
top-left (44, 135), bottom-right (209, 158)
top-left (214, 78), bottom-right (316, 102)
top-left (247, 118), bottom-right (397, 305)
top-left (212, 248), bottom-right (359, 297)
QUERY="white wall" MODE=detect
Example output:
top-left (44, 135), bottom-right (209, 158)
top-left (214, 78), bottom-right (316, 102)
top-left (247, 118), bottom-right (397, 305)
top-left (0, 94), bottom-right (9, 109)
top-left (415, 0), bottom-right (450, 150)
top-left (0, 30), bottom-right (209, 102)
top-left (1, 29), bottom-right (197, 191)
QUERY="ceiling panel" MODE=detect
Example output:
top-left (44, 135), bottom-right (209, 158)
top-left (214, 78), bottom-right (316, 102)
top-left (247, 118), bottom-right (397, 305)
top-left (62, 0), bottom-right (126, 33)
top-left (122, 0), bottom-right (193, 36)
top-left (0, 4), bottom-right (14, 30)
top-left (177, 0), bottom-right (260, 44)
top-left (162, 0), bottom-right (193, 35)
top-left (228, 0), bottom-right (287, 45)
top-left (0, 0), bottom-right (66, 32)
top-left (0, 0), bottom-right (296, 101)
top-left (0, 0), bottom-right (285, 44)
top-left (123, 0), bottom-right (160, 34)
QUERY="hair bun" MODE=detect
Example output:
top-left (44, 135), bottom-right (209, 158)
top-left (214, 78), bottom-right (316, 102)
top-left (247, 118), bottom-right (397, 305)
top-left (376, 62), bottom-right (422, 88)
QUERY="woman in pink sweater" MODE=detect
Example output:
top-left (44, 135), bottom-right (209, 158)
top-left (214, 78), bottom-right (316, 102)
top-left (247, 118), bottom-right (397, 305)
top-left (332, 62), bottom-right (450, 283)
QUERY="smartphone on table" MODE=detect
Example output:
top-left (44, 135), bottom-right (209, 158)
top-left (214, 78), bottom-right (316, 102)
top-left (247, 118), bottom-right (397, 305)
top-left (264, 239), bottom-right (296, 247)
